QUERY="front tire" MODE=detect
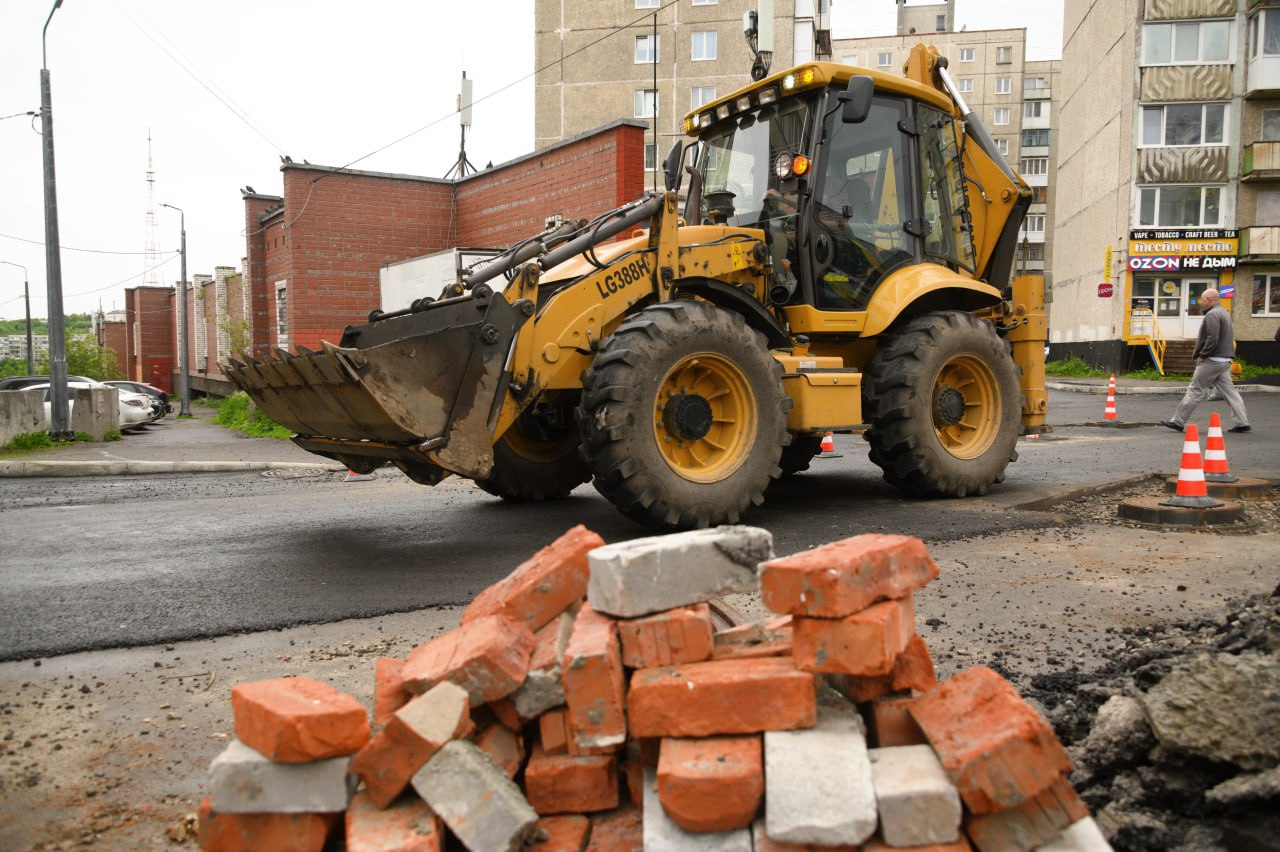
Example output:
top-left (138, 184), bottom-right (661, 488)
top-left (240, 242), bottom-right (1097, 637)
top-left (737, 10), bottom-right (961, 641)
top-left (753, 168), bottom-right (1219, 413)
top-left (864, 311), bottom-right (1021, 497)
top-left (576, 301), bottom-right (791, 529)
top-left (475, 402), bottom-right (590, 502)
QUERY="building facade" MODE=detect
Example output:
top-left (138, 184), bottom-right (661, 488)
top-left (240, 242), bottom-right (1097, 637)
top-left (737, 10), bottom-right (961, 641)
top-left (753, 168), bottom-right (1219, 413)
top-left (1055, 0), bottom-right (1280, 371)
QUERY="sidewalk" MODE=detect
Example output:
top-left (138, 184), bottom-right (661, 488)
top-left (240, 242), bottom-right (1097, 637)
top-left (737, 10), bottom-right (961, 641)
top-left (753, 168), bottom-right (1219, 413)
top-left (1047, 376), bottom-right (1280, 394)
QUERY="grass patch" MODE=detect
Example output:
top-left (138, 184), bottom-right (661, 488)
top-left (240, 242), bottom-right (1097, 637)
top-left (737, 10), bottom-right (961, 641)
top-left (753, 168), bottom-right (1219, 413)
top-left (208, 392), bottom-right (293, 439)
top-left (3, 432), bottom-right (58, 452)
top-left (1121, 366), bottom-right (1188, 382)
top-left (1045, 356), bottom-right (1108, 378)
top-left (1238, 359), bottom-right (1280, 380)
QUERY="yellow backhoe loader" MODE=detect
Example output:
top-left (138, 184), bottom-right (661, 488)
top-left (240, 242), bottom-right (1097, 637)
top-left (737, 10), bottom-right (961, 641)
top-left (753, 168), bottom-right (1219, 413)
top-left (223, 45), bottom-right (1048, 529)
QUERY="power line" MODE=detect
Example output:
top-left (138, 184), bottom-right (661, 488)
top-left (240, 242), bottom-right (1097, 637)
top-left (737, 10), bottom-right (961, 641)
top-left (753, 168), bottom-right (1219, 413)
top-left (0, 231), bottom-right (157, 255)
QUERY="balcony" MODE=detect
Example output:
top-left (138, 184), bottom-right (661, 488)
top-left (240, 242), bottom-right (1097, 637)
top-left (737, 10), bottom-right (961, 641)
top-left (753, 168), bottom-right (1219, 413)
top-left (1243, 141), bottom-right (1280, 180)
top-left (1022, 87), bottom-right (1051, 101)
top-left (1239, 225), bottom-right (1280, 260)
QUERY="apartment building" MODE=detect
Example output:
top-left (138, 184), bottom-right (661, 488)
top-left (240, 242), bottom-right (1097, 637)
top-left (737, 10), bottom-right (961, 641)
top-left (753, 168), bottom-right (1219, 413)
top-left (535, 0), bottom-right (832, 176)
top-left (1055, 0), bottom-right (1280, 372)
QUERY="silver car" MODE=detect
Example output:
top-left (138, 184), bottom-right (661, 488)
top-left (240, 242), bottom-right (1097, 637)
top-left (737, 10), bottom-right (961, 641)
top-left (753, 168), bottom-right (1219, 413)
top-left (30, 381), bottom-right (154, 432)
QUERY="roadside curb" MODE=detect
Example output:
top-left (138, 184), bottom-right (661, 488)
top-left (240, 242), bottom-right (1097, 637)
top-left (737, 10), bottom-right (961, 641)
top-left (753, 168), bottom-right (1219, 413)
top-left (0, 460), bottom-right (342, 478)
top-left (1047, 381), bottom-right (1280, 395)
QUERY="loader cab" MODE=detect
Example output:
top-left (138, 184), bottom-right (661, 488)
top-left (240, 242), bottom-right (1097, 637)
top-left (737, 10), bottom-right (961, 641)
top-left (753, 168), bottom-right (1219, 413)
top-left (689, 73), bottom-right (977, 314)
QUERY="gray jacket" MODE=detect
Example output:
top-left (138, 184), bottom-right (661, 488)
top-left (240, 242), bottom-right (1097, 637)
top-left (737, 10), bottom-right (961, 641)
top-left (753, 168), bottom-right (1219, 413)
top-left (1192, 304), bottom-right (1234, 360)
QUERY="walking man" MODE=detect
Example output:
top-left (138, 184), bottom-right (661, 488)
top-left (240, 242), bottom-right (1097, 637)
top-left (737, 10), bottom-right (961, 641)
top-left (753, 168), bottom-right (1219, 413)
top-left (1160, 288), bottom-right (1251, 433)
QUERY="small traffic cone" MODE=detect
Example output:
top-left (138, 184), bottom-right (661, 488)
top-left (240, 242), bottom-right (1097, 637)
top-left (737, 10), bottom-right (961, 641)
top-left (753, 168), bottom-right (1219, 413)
top-left (818, 432), bottom-right (841, 458)
top-left (343, 468), bottom-right (375, 482)
top-left (1161, 424), bottom-right (1222, 508)
top-left (1103, 374), bottom-right (1118, 421)
top-left (1203, 413), bottom-right (1237, 483)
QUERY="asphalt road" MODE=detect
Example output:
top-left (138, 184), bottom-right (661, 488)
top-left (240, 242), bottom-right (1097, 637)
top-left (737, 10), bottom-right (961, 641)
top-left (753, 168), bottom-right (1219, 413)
top-left (0, 387), bottom-right (1276, 662)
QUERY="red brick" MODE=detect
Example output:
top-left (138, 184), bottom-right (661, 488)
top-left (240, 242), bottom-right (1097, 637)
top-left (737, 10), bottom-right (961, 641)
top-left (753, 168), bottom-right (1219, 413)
top-left (487, 697), bottom-right (527, 730)
top-left (862, 839), bottom-right (972, 852)
top-left (230, 677), bottom-right (369, 763)
top-left (628, 657), bottom-right (816, 738)
top-left (476, 722), bottom-right (525, 779)
top-left (828, 634), bottom-right (939, 703)
top-left (585, 807), bottom-right (643, 852)
top-left (965, 776), bottom-right (1088, 851)
top-left (712, 615), bottom-right (793, 660)
top-left (373, 658), bottom-right (407, 730)
top-left (529, 616), bottom-right (566, 673)
top-left (562, 604), bottom-right (627, 752)
top-left (197, 797), bottom-right (336, 852)
top-left (792, 595), bottom-right (916, 676)
top-left (345, 789), bottom-right (443, 852)
top-left (540, 708), bottom-right (571, 755)
top-left (462, 525), bottom-right (602, 633)
top-left (617, 603), bottom-right (714, 668)
top-left (658, 735), bottom-right (763, 832)
top-left (868, 694), bottom-right (929, 747)
top-left (909, 667), bottom-right (1073, 814)
top-left (525, 743), bottom-right (620, 815)
top-left (401, 614), bottom-right (535, 704)
top-left (529, 815), bottom-right (591, 851)
top-left (759, 534), bottom-right (939, 617)
top-left (347, 681), bottom-right (473, 809)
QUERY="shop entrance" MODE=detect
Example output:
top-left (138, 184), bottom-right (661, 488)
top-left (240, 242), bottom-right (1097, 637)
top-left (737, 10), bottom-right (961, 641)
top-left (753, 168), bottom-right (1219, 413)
top-left (1133, 277), bottom-right (1212, 340)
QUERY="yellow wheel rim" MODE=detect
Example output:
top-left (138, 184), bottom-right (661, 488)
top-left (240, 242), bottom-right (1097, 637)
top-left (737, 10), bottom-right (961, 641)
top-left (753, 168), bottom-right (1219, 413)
top-left (653, 354), bottom-right (757, 483)
top-left (503, 412), bottom-right (576, 463)
top-left (931, 354), bottom-right (1001, 460)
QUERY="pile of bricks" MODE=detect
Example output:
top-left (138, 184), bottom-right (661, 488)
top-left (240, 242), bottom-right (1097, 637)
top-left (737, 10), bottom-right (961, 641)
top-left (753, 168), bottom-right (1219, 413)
top-left (198, 525), bottom-right (1110, 851)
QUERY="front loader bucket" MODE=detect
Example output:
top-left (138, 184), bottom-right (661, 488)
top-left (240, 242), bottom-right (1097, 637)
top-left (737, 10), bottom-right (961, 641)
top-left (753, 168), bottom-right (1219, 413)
top-left (223, 293), bottom-right (526, 483)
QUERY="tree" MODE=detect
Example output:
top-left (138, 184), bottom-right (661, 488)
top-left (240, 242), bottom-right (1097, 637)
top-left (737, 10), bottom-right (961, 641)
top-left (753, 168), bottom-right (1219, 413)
top-left (36, 334), bottom-right (123, 381)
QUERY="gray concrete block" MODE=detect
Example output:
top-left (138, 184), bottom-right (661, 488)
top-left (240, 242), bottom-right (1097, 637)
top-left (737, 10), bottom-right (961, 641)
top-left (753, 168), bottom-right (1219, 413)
top-left (588, 526), bottom-right (774, 618)
top-left (869, 744), bottom-right (962, 846)
top-left (208, 738), bottom-right (354, 813)
top-left (763, 698), bottom-right (877, 845)
top-left (642, 768), bottom-right (753, 851)
top-left (1037, 817), bottom-right (1114, 851)
top-left (412, 740), bottom-right (537, 852)
top-left (510, 665), bottom-right (565, 719)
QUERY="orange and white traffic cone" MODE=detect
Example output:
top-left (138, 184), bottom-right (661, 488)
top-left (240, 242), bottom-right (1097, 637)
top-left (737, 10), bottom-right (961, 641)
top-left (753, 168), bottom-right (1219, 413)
top-left (1161, 424), bottom-right (1222, 508)
top-left (1203, 413), bottom-right (1237, 483)
top-left (343, 468), bottom-right (375, 482)
top-left (1103, 374), bottom-right (1118, 421)
top-left (818, 432), bottom-right (840, 457)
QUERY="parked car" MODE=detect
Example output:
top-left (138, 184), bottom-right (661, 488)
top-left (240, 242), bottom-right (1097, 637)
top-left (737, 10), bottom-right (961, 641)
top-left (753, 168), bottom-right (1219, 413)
top-left (27, 381), bottom-right (154, 432)
top-left (0, 374), bottom-right (97, 392)
top-left (104, 380), bottom-right (172, 417)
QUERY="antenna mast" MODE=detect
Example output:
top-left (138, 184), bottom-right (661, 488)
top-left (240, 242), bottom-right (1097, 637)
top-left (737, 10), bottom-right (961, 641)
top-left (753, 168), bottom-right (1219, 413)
top-left (444, 71), bottom-right (477, 179)
top-left (143, 132), bottom-right (163, 286)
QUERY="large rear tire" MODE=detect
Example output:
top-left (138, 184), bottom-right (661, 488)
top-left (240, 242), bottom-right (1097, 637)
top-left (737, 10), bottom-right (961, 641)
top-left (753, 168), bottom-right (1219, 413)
top-left (864, 310), bottom-right (1021, 497)
top-left (475, 402), bottom-right (590, 502)
top-left (778, 434), bottom-right (824, 477)
top-left (576, 301), bottom-right (791, 529)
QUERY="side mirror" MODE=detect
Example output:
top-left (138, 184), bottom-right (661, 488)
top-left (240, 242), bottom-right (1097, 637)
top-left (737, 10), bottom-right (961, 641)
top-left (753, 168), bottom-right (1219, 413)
top-left (838, 76), bottom-right (874, 124)
top-left (663, 142), bottom-right (684, 192)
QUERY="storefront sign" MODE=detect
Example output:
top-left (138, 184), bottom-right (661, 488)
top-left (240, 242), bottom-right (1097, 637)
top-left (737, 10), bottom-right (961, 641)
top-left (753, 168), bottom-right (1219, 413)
top-left (1097, 282), bottom-right (1113, 297)
top-left (1129, 229), bottom-right (1237, 240)
top-left (1127, 229), bottom-right (1239, 274)
top-left (1220, 283), bottom-right (1235, 298)
top-left (1103, 246), bottom-right (1113, 283)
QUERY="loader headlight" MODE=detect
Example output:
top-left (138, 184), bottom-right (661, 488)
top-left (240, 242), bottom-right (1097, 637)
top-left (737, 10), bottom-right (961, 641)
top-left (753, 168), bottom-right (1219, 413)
top-left (773, 152), bottom-right (811, 179)
top-left (716, 104), bottom-right (732, 121)
top-left (757, 87), bottom-right (778, 104)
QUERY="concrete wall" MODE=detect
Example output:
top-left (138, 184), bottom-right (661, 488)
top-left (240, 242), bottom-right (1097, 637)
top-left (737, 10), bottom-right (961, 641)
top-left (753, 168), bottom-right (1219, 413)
top-left (0, 389), bottom-right (46, 446)
top-left (68, 387), bottom-right (118, 441)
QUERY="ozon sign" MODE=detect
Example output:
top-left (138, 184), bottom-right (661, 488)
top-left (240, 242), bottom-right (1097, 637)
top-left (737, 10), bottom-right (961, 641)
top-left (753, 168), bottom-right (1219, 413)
top-left (1128, 255), bottom-right (1181, 271)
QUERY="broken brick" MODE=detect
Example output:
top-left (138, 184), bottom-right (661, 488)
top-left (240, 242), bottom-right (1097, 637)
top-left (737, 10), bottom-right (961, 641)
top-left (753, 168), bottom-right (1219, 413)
top-left (462, 525), bottom-right (601, 633)
top-left (476, 722), bottom-right (525, 780)
top-left (529, 814), bottom-right (591, 851)
top-left (867, 693), bottom-right (929, 748)
top-left (197, 796), bottom-right (335, 852)
top-left (617, 603), bottom-right (714, 668)
top-left (791, 595), bottom-right (916, 677)
top-left (586, 807), bottom-right (643, 852)
top-left (759, 534), bottom-right (939, 618)
top-left (524, 743), bottom-right (619, 815)
top-left (230, 677), bottom-right (370, 763)
top-left (965, 776), bottom-right (1089, 851)
top-left (562, 604), bottom-right (627, 752)
top-left (345, 789), bottom-right (442, 852)
top-left (827, 634), bottom-right (938, 704)
top-left (373, 658), bottom-right (408, 730)
top-left (657, 735), bottom-right (764, 832)
top-left (401, 614), bottom-right (535, 705)
top-left (712, 616), bottom-right (793, 661)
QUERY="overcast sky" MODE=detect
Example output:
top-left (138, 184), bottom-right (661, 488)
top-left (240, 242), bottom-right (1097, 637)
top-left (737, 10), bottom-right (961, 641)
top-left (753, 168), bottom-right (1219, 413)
top-left (0, 0), bottom-right (1062, 321)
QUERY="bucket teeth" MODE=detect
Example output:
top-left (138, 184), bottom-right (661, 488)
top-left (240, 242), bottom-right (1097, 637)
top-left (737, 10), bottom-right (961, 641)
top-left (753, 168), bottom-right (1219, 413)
top-left (225, 358), bottom-right (245, 371)
top-left (275, 348), bottom-right (293, 361)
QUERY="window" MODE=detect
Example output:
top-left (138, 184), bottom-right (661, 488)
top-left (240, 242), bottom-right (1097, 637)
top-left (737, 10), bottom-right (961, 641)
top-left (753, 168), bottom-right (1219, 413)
top-left (1022, 129), bottom-right (1051, 147)
top-left (1022, 214), bottom-right (1046, 234)
top-left (877, 51), bottom-right (893, 67)
top-left (274, 283), bottom-right (288, 346)
top-left (1024, 76), bottom-right (1047, 91)
top-left (1264, 109), bottom-right (1280, 141)
top-left (1143, 20), bottom-right (1230, 64)
top-left (635, 34), bottom-right (659, 63)
top-left (692, 0), bottom-right (716, 4)
top-left (636, 0), bottom-right (658, 6)
top-left (1020, 157), bottom-right (1048, 176)
top-left (936, 14), bottom-right (946, 31)
top-left (1031, 186), bottom-right (1049, 204)
top-left (1141, 103), bottom-right (1226, 146)
top-left (644, 144), bottom-right (657, 171)
top-left (995, 77), bottom-right (1011, 94)
top-left (958, 78), bottom-right (974, 93)
top-left (959, 47), bottom-right (975, 62)
top-left (841, 54), bottom-right (858, 66)
top-left (1254, 10), bottom-right (1280, 57)
top-left (993, 107), bottom-right (1011, 125)
top-left (1016, 243), bottom-right (1046, 261)
top-left (995, 138), bottom-right (1009, 155)
top-left (996, 45), bottom-right (1013, 64)
top-left (691, 86), bottom-right (715, 110)
top-left (634, 89), bottom-right (658, 118)
top-left (1024, 101), bottom-right (1044, 119)
top-left (692, 30), bottom-right (717, 60)
top-left (1253, 274), bottom-right (1280, 315)
top-left (1138, 185), bottom-right (1222, 227)
top-left (1259, 190), bottom-right (1280, 224)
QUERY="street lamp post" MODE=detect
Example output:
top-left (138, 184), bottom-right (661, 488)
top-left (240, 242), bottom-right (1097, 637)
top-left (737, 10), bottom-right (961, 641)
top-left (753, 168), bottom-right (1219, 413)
top-left (40, 0), bottom-right (70, 439)
top-left (0, 261), bottom-right (35, 374)
top-left (159, 203), bottom-right (190, 416)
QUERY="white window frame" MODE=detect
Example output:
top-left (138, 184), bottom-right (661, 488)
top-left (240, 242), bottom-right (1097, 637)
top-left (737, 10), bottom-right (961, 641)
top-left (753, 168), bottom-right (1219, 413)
top-left (635, 34), bottom-right (659, 64)
top-left (1263, 108), bottom-right (1280, 141)
top-left (993, 107), bottom-right (1011, 126)
top-left (1024, 76), bottom-right (1047, 91)
top-left (274, 281), bottom-right (288, 348)
top-left (644, 143), bottom-right (657, 172)
top-left (1141, 103), bottom-right (1227, 147)
top-left (995, 76), bottom-right (1011, 95)
top-left (1137, 185), bottom-right (1223, 228)
top-left (1022, 214), bottom-right (1046, 234)
top-left (1024, 101), bottom-right (1044, 119)
top-left (1252, 9), bottom-right (1280, 58)
top-left (959, 47), bottom-right (975, 62)
top-left (1143, 20), bottom-right (1231, 65)
top-left (1022, 129), bottom-right (1051, 147)
top-left (996, 45), bottom-right (1013, 64)
top-left (636, 0), bottom-right (659, 7)
top-left (877, 51), bottom-right (893, 67)
top-left (692, 30), bottom-right (717, 61)
top-left (1253, 273), bottom-right (1280, 316)
top-left (958, 78), bottom-right (974, 93)
top-left (692, 0), bottom-right (717, 4)
top-left (1020, 157), bottom-right (1049, 176)
top-left (634, 89), bottom-right (658, 119)
top-left (690, 86), bottom-right (716, 110)
top-left (995, 138), bottom-right (1009, 156)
